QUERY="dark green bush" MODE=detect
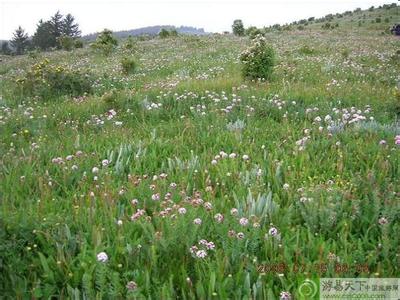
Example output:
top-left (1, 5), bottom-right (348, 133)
top-left (15, 59), bottom-right (93, 99)
top-left (74, 39), bottom-right (84, 48)
top-left (91, 29), bottom-right (118, 56)
top-left (120, 57), bottom-right (137, 74)
top-left (57, 36), bottom-right (75, 51)
top-left (240, 35), bottom-right (275, 81)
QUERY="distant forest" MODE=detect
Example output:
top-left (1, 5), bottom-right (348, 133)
top-left (82, 25), bottom-right (207, 41)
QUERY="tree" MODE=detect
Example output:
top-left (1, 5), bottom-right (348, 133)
top-left (50, 11), bottom-right (64, 48)
top-left (1, 41), bottom-right (11, 55)
top-left (10, 26), bottom-right (29, 55)
top-left (62, 14), bottom-right (81, 37)
top-left (91, 29), bottom-right (118, 55)
top-left (32, 20), bottom-right (56, 50)
top-left (159, 28), bottom-right (170, 38)
top-left (232, 19), bottom-right (245, 36)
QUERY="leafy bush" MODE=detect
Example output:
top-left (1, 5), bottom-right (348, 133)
top-left (240, 35), bottom-right (275, 81)
top-left (124, 36), bottom-right (137, 51)
top-left (57, 35), bottom-right (75, 51)
top-left (298, 45), bottom-right (316, 55)
top-left (91, 29), bottom-right (118, 56)
top-left (15, 59), bottom-right (93, 99)
top-left (245, 26), bottom-right (263, 39)
top-left (74, 39), bottom-right (84, 48)
top-left (159, 29), bottom-right (170, 39)
top-left (120, 57), bottom-right (137, 74)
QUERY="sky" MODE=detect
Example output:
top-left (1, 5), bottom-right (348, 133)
top-left (0, 0), bottom-right (396, 39)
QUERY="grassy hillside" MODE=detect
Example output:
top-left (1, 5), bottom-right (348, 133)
top-left (0, 4), bottom-right (399, 299)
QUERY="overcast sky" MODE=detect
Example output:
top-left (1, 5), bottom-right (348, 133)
top-left (0, 0), bottom-right (396, 39)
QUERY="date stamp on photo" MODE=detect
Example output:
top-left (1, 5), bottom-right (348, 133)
top-left (257, 262), bottom-right (370, 274)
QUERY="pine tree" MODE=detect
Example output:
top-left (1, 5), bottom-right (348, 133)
top-left (50, 11), bottom-right (64, 48)
top-left (33, 20), bottom-right (56, 50)
top-left (10, 26), bottom-right (29, 55)
top-left (1, 41), bottom-right (12, 55)
top-left (62, 14), bottom-right (81, 37)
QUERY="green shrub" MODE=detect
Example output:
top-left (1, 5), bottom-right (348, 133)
top-left (298, 45), bottom-right (316, 55)
top-left (15, 59), bottom-right (93, 99)
top-left (124, 36), bottom-right (137, 51)
top-left (240, 35), bottom-right (275, 81)
top-left (159, 29), bottom-right (170, 39)
top-left (57, 36), bottom-right (75, 51)
top-left (91, 29), bottom-right (118, 56)
top-left (120, 57), bottom-right (137, 74)
top-left (74, 39), bottom-right (84, 48)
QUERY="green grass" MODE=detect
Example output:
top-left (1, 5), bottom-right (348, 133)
top-left (0, 5), bottom-right (399, 299)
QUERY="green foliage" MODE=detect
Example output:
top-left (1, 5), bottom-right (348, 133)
top-left (120, 57), bottom-right (137, 74)
top-left (240, 35), bottom-right (275, 81)
top-left (232, 19), bottom-right (245, 36)
top-left (11, 26), bottom-right (29, 55)
top-left (57, 35), bottom-right (75, 51)
top-left (245, 26), bottom-right (264, 39)
top-left (91, 29), bottom-right (118, 56)
top-left (159, 28), bottom-right (170, 39)
top-left (298, 44), bottom-right (316, 55)
top-left (124, 36), bottom-right (137, 51)
top-left (74, 39), bottom-right (84, 48)
top-left (32, 20), bottom-right (56, 50)
top-left (1, 41), bottom-right (11, 55)
top-left (1, 6), bottom-right (399, 299)
top-left (15, 59), bottom-right (93, 99)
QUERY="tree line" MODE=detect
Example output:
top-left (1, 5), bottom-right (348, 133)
top-left (1, 11), bottom-right (82, 55)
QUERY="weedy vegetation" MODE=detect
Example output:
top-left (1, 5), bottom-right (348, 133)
top-left (0, 4), bottom-right (399, 299)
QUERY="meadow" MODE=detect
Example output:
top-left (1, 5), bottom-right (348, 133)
top-left (0, 5), bottom-right (399, 299)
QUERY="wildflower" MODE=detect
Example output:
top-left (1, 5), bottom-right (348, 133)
top-left (189, 245), bottom-right (198, 255)
top-left (229, 153), bottom-right (237, 159)
top-left (230, 208), bottom-right (238, 216)
top-left (236, 232), bottom-right (245, 239)
top-left (327, 252), bottom-right (337, 262)
top-left (102, 159), bottom-right (109, 166)
top-left (196, 250), bottom-right (207, 258)
top-left (242, 154), bottom-right (250, 161)
top-left (66, 155), bottom-right (73, 161)
top-left (214, 213), bottom-right (224, 223)
top-left (279, 291), bottom-right (292, 300)
top-left (193, 218), bottom-right (202, 225)
top-left (178, 207), bottom-right (187, 214)
top-left (228, 230), bottom-right (236, 237)
top-left (268, 227), bottom-right (279, 237)
top-left (92, 167), bottom-right (99, 174)
top-left (379, 140), bottom-right (386, 145)
top-left (71, 165), bottom-right (78, 171)
top-left (169, 182), bottom-right (177, 189)
top-left (131, 199), bottom-right (138, 206)
top-left (283, 183), bottom-right (290, 190)
top-left (239, 217), bottom-right (249, 226)
top-left (151, 193), bottom-right (160, 201)
top-left (117, 220), bottom-right (123, 226)
top-left (206, 241), bottom-right (215, 250)
top-left (97, 252), bottom-right (108, 262)
top-left (211, 159), bottom-right (218, 165)
top-left (253, 222), bottom-right (260, 228)
top-left (378, 217), bottom-right (388, 225)
top-left (126, 281), bottom-right (137, 291)
top-left (204, 202), bottom-right (213, 210)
